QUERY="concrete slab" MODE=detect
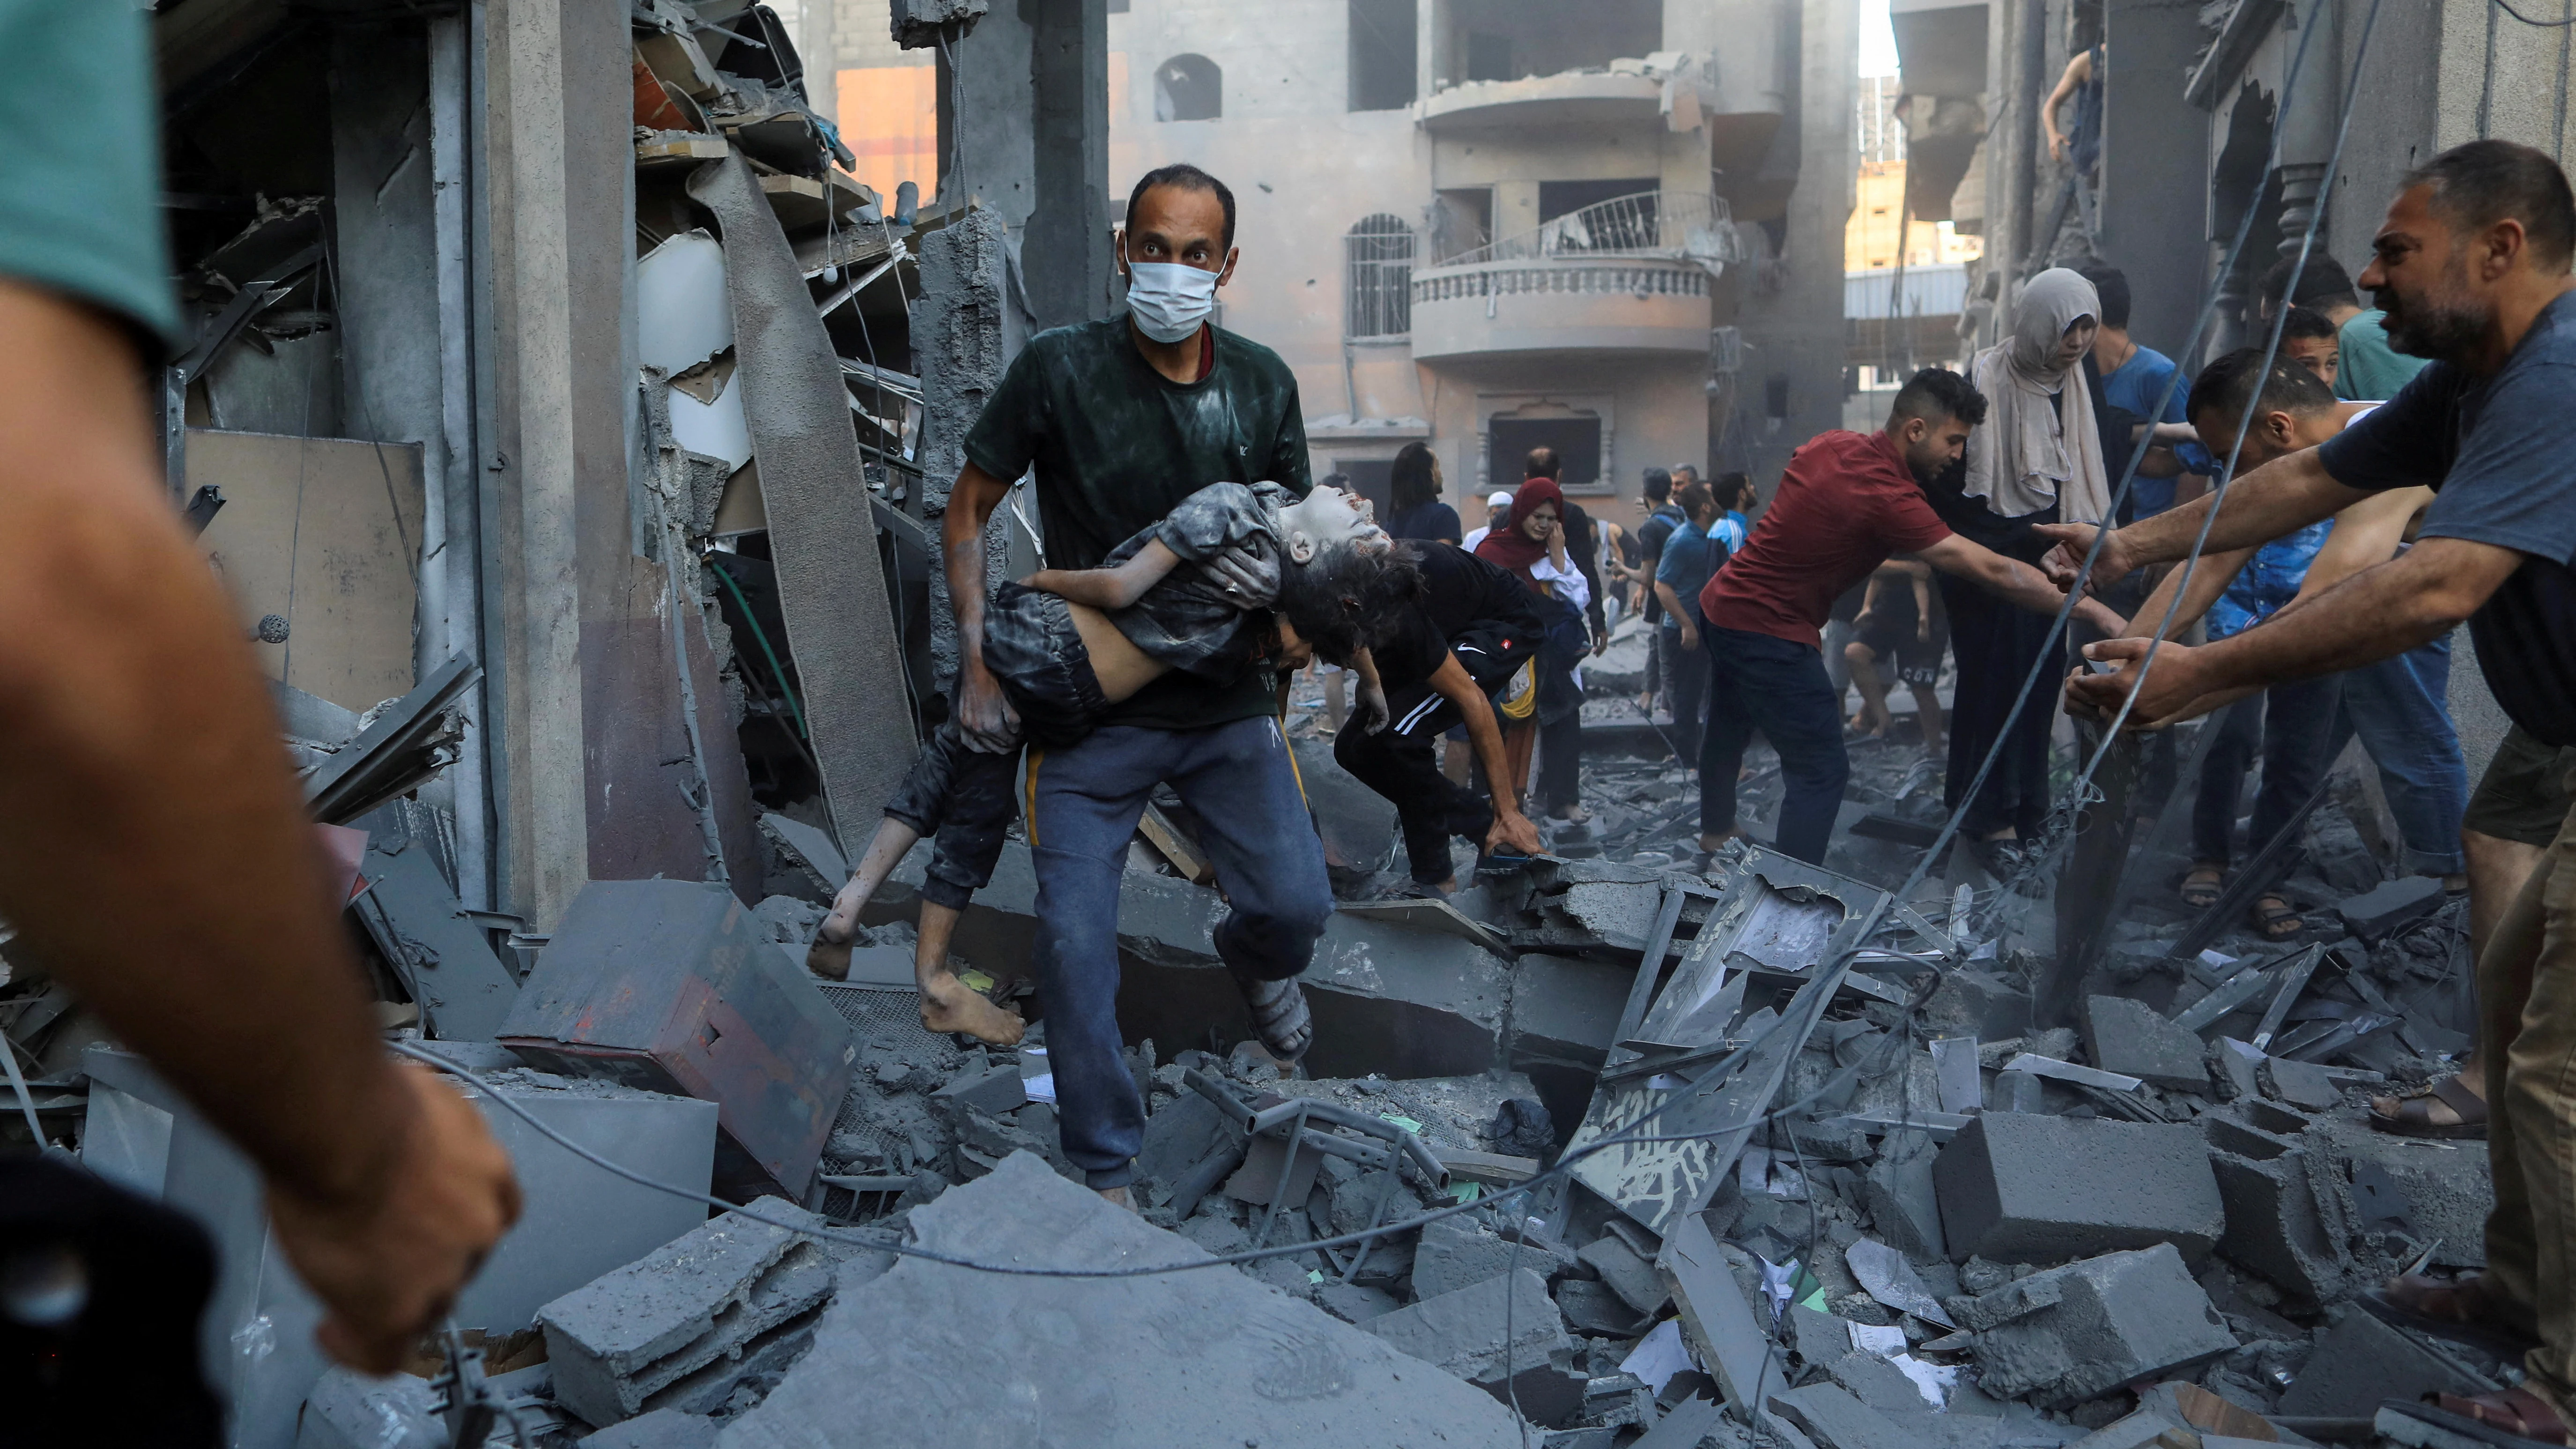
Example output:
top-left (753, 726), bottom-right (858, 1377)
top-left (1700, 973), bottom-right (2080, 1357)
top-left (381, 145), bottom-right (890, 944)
top-left (1775, 1382), bottom-right (1921, 1449)
top-left (1364, 1268), bottom-right (1586, 1423)
top-left (1933, 1113), bottom-right (2225, 1264)
top-left (2277, 1309), bottom-right (2487, 1417)
top-left (1411, 1215), bottom-right (1525, 1300)
top-left (2082, 995), bottom-right (2212, 1093)
top-left (717, 1153), bottom-right (1529, 1447)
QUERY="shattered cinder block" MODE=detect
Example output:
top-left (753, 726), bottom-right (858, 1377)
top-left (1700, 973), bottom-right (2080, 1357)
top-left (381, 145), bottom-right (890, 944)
top-left (2261, 1056), bottom-right (2341, 1112)
top-left (538, 1198), bottom-right (838, 1428)
top-left (2207, 1142), bottom-right (2352, 1305)
top-left (1409, 1215), bottom-right (1524, 1300)
top-left (2335, 875), bottom-right (2447, 941)
top-left (1365, 1268), bottom-right (1588, 1425)
top-left (1922, 969), bottom-right (2035, 1042)
top-left (1576, 1234), bottom-right (1671, 1318)
top-left (1963, 1245), bottom-right (2236, 1407)
top-left (722, 1153), bottom-right (1528, 1446)
top-left (1773, 1382), bottom-right (1923, 1449)
top-left (2082, 996), bottom-right (2212, 1092)
top-left (2278, 1309), bottom-right (2488, 1417)
top-left (1933, 1112), bottom-right (2225, 1264)
top-left (1863, 1127), bottom-right (1947, 1261)
top-left (499, 880), bottom-right (857, 1200)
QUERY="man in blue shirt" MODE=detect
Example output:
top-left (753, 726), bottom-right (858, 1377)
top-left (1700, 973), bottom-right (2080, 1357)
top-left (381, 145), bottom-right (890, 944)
top-left (2260, 252), bottom-right (2431, 403)
top-left (1651, 480), bottom-right (1722, 764)
top-left (2080, 266), bottom-right (2203, 518)
top-left (2053, 142), bottom-right (2576, 1444)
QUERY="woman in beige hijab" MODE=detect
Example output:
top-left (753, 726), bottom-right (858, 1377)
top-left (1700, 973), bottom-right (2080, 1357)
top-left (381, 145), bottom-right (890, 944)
top-left (1938, 268), bottom-right (2107, 874)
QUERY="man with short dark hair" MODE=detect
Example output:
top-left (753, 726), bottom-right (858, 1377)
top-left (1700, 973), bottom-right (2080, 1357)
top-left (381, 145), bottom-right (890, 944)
top-left (1630, 467), bottom-right (1682, 717)
top-left (1691, 369), bottom-right (2124, 864)
top-left (2258, 251), bottom-right (2428, 402)
top-left (936, 162), bottom-right (1329, 1207)
top-left (2079, 264), bottom-right (2202, 518)
top-left (2051, 141), bottom-right (2576, 1441)
top-left (1651, 479), bottom-right (1721, 764)
top-left (2280, 305), bottom-right (2342, 386)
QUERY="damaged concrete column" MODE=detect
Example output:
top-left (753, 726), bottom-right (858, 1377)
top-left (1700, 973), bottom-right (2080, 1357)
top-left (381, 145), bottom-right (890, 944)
top-left (912, 209), bottom-right (1009, 689)
top-left (688, 154), bottom-right (919, 844)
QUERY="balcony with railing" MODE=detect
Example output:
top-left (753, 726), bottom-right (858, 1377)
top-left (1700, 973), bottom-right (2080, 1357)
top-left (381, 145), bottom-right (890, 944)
top-left (1408, 192), bottom-right (1739, 364)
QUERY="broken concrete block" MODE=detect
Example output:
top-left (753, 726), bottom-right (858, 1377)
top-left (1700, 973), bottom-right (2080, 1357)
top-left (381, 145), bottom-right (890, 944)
top-left (500, 880), bottom-right (858, 1200)
top-left (1827, 1352), bottom-right (1937, 1412)
top-left (1787, 1303), bottom-right (1854, 1362)
top-left (1774, 1382), bottom-right (1922, 1449)
top-left (2083, 996), bottom-right (2212, 1092)
top-left (1410, 1215), bottom-right (1524, 1300)
top-left (1364, 1268), bottom-right (1586, 1425)
top-left (723, 1153), bottom-right (1526, 1446)
top-left (538, 1197), bottom-right (837, 1427)
top-left (576, 1407), bottom-right (721, 1449)
top-left (2208, 1145), bottom-right (2351, 1305)
top-left (1864, 1128), bottom-right (1947, 1261)
top-left (1577, 1233), bottom-right (1672, 1317)
top-left (1555, 1278), bottom-right (1648, 1336)
top-left (930, 1063), bottom-right (1027, 1119)
top-left (2261, 1056), bottom-right (2340, 1112)
top-left (2304, 1115), bottom-right (2492, 1271)
top-left (1924, 970), bottom-right (2035, 1042)
top-left (1313, 1281), bottom-right (1403, 1324)
top-left (1966, 1245), bottom-right (2236, 1407)
top-left (2210, 1039), bottom-right (2264, 1102)
top-left (2278, 1308), bottom-right (2487, 1417)
top-left (2065, 1408), bottom-right (2203, 1449)
top-left (2335, 875), bottom-right (2446, 941)
top-left (1933, 1113), bottom-right (2225, 1264)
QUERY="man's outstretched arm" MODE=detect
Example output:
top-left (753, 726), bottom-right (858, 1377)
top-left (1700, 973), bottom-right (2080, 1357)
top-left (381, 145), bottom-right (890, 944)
top-left (2035, 449), bottom-right (2368, 596)
top-left (1425, 654), bottom-right (1542, 856)
top-left (2070, 536), bottom-right (2524, 725)
top-left (1918, 533), bottom-right (2127, 636)
top-left (944, 461), bottom-right (1020, 751)
top-left (0, 282), bottom-right (516, 1372)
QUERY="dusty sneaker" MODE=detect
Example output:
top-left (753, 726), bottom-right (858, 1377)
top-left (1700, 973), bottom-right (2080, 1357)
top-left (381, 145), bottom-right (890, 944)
top-left (1230, 967), bottom-right (1312, 1064)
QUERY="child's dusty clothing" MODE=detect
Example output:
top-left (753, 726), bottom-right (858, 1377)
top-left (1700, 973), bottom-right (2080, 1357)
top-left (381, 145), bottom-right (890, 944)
top-left (885, 481), bottom-right (1292, 909)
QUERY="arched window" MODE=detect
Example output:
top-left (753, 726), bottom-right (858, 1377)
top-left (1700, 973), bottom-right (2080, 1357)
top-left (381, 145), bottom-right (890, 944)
top-left (1345, 214), bottom-right (1414, 339)
top-left (1155, 54), bottom-right (1222, 121)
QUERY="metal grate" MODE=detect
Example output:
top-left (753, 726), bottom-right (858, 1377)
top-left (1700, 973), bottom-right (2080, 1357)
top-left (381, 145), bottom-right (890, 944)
top-left (813, 981), bottom-right (964, 1170)
top-left (1345, 214), bottom-right (1415, 338)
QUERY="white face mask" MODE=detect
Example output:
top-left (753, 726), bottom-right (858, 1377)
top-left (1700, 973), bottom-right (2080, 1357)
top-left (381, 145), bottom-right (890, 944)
top-left (1123, 259), bottom-right (1219, 344)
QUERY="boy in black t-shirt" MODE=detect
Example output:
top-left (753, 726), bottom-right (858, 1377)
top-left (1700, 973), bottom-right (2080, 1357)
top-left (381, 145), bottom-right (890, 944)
top-left (808, 482), bottom-right (1412, 1047)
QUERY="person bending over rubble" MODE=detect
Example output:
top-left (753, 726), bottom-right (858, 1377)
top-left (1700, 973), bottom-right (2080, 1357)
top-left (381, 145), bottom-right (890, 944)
top-left (2095, 350), bottom-right (2469, 941)
top-left (2046, 141), bottom-right (2576, 1445)
top-left (807, 480), bottom-right (1409, 1045)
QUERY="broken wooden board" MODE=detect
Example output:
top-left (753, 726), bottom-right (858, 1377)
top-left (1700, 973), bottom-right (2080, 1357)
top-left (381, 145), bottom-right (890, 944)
top-left (1138, 804), bottom-right (1217, 886)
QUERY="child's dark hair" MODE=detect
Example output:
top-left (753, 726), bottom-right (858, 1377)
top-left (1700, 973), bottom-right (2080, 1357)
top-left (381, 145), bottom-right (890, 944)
top-left (1274, 538), bottom-right (1423, 667)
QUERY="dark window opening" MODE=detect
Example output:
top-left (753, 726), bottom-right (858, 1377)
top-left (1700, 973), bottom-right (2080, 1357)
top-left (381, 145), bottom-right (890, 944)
top-left (1435, 187), bottom-right (1492, 260)
top-left (1763, 376), bottom-right (1791, 422)
top-left (1490, 417), bottom-right (1603, 491)
top-left (1349, 0), bottom-right (1418, 111)
top-left (1155, 54), bottom-right (1222, 121)
top-left (1538, 179), bottom-right (1659, 224)
top-left (1465, 31), bottom-right (1513, 81)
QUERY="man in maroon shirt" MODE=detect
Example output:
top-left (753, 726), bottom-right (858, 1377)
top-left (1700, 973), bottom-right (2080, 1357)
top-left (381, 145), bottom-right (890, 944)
top-left (1696, 369), bottom-right (2125, 863)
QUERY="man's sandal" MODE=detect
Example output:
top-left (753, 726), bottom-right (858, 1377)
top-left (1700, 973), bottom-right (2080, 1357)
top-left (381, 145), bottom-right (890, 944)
top-left (2371, 1075), bottom-right (2489, 1139)
top-left (2180, 865), bottom-right (2224, 910)
top-left (2381, 1388), bottom-right (2570, 1449)
top-left (2359, 1273), bottom-right (2541, 1361)
top-left (1230, 965), bottom-right (1312, 1065)
top-left (2253, 896), bottom-right (2305, 940)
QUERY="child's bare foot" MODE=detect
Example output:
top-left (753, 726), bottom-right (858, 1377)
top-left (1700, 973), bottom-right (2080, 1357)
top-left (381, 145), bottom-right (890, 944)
top-left (920, 969), bottom-right (1024, 1045)
top-left (1096, 1185), bottom-right (1137, 1212)
top-left (806, 926), bottom-right (854, 980)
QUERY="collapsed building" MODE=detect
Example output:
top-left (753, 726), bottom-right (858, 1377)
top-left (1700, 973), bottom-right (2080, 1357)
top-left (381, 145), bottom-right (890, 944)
top-left (0, 0), bottom-right (2514, 1447)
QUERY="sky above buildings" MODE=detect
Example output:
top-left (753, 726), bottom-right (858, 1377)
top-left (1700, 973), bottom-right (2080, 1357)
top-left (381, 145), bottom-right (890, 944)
top-left (1861, 0), bottom-right (1898, 77)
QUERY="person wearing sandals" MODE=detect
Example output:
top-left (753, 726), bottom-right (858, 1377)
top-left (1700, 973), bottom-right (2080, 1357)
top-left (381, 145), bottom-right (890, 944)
top-left (2051, 143), bottom-right (2576, 1446)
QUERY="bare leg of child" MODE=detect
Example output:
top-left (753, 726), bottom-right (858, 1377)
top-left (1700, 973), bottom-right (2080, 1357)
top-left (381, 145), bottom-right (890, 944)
top-left (806, 817), bottom-right (924, 979)
top-left (913, 901), bottom-right (1025, 1044)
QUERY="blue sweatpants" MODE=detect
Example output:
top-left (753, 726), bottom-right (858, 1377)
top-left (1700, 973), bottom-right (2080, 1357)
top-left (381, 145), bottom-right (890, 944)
top-left (1026, 715), bottom-right (1332, 1188)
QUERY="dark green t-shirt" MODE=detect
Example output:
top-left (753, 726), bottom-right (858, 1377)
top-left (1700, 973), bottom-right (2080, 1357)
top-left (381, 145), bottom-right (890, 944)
top-left (963, 316), bottom-right (1313, 731)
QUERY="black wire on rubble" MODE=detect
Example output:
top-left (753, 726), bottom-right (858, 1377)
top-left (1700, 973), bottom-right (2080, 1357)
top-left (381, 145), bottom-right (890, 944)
top-left (2492, 0), bottom-right (2576, 25)
top-left (2045, 0), bottom-right (2388, 854)
top-left (1970, 0), bottom-right (2359, 908)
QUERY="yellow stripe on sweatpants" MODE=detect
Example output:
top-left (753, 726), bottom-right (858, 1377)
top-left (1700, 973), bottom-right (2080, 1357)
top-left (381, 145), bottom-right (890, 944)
top-left (1022, 747), bottom-right (1044, 847)
top-left (1274, 718), bottom-right (1311, 807)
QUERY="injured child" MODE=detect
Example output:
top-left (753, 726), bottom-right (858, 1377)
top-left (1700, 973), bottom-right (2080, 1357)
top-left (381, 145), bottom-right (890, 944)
top-left (807, 480), bottom-right (1414, 1050)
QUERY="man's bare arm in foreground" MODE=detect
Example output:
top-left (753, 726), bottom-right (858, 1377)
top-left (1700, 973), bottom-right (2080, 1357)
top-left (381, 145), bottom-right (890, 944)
top-left (0, 282), bottom-right (517, 1373)
top-left (2036, 448), bottom-right (2370, 596)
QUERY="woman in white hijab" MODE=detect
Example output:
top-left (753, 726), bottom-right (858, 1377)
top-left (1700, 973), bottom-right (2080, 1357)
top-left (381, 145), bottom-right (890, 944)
top-left (1939, 268), bottom-right (2108, 873)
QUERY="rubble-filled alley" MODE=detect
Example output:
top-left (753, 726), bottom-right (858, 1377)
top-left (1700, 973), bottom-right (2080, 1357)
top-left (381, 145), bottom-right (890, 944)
top-left (0, 0), bottom-right (2546, 1447)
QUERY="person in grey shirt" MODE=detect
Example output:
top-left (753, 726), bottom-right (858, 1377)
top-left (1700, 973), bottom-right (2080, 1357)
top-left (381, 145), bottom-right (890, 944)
top-left (2046, 140), bottom-right (2576, 1447)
